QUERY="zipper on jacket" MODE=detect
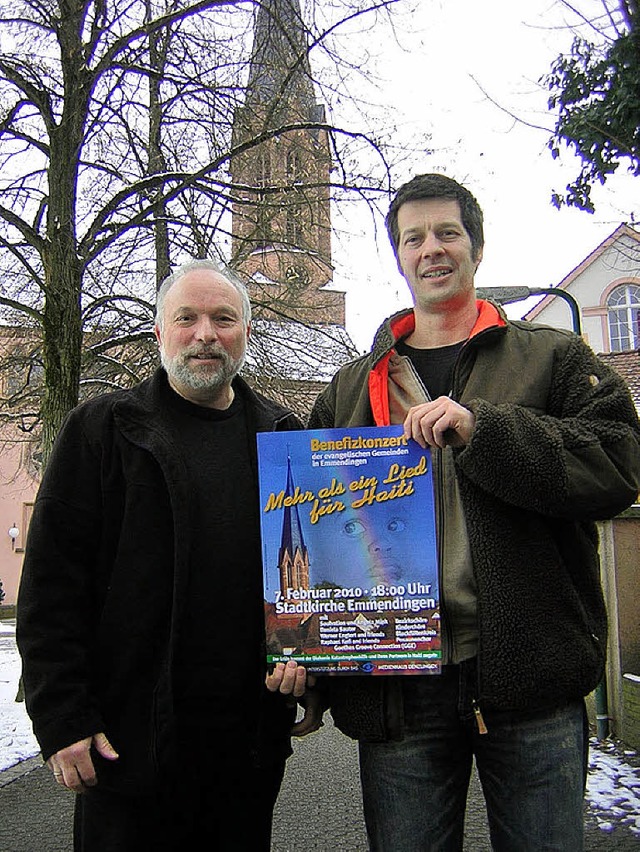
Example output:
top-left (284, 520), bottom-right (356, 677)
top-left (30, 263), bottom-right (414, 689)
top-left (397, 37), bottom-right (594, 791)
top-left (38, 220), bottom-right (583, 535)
top-left (448, 321), bottom-right (504, 400)
top-left (472, 699), bottom-right (488, 735)
top-left (453, 342), bottom-right (486, 736)
top-left (399, 355), bottom-right (455, 666)
top-left (432, 448), bottom-right (453, 664)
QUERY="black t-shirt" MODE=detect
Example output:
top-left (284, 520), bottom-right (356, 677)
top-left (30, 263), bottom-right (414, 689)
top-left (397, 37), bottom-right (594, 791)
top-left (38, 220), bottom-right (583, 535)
top-left (162, 385), bottom-right (264, 738)
top-left (396, 338), bottom-right (465, 399)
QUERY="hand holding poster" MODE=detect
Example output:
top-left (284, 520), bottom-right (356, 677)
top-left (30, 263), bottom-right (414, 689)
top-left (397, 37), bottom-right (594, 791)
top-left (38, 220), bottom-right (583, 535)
top-left (257, 426), bottom-right (441, 675)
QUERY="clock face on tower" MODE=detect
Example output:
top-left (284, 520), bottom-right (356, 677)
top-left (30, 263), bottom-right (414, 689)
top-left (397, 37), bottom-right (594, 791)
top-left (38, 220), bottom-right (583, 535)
top-left (285, 264), bottom-right (310, 287)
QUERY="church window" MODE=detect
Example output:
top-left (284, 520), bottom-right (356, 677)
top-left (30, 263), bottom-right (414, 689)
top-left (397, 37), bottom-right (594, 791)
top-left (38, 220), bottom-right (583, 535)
top-left (286, 207), bottom-right (303, 245)
top-left (607, 283), bottom-right (640, 352)
top-left (257, 151), bottom-right (271, 188)
top-left (286, 149), bottom-right (301, 183)
top-left (255, 202), bottom-right (271, 249)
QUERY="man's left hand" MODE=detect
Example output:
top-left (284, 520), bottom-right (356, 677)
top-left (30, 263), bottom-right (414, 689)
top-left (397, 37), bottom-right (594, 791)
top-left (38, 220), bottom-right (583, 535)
top-left (266, 659), bottom-right (307, 698)
top-left (292, 687), bottom-right (324, 737)
top-left (265, 661), bottom-right (324, 736)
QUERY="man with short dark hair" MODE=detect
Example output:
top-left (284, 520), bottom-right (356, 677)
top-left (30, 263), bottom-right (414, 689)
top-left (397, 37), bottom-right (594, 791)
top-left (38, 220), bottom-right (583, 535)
top-left (305, 174), bottom-right (640, 850)
top-left (18, 259), bottom-right (315, 851)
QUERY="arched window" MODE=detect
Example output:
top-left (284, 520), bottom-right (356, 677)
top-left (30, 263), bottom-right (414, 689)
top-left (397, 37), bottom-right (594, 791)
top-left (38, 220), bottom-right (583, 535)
top-left (607, 283), bottom-right (640, 352)
top-left (255, 203), bottom-right (270, 249)
top-left (257, 152), bottom-right (271, 188)
top-left (286, 207), bottom-right (303, 246)
top-left (286, 149), bottom-right (301, 182)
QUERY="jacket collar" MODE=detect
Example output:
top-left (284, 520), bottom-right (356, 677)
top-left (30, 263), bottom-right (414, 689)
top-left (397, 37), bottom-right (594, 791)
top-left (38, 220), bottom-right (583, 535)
top-left (375, 300), bottom-right (506, 357)
top-left (114, 368), bottom-right (298, 434)
top-left (368, 300), bottom-right (508, 426)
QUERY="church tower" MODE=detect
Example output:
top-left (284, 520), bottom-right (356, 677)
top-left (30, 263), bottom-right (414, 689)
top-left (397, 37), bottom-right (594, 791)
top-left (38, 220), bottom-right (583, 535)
top-left (231, 0), bottom-right (345, 326)
top-left (277, 455), bottom-right (310, 592)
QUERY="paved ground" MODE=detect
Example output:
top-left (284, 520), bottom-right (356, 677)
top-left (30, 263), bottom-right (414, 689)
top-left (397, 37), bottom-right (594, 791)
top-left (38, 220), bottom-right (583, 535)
top-left (0, 718), bottom-right (638, 851)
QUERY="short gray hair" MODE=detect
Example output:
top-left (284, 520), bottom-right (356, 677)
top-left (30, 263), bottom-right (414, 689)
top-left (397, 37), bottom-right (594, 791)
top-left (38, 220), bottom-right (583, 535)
top-left (155, 259), bottom-right (252, 330)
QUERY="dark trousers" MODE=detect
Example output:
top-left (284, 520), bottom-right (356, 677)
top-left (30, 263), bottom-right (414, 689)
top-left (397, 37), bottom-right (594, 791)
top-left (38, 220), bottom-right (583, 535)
top-left (360, 661), bottom-right (588, 851)
top-left (73, 759), bottom-right (286, 851)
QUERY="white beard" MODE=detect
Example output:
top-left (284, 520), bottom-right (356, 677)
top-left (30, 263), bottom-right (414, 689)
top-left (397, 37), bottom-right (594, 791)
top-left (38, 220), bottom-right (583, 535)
top-left (160, 344), bottom-right (245, 395)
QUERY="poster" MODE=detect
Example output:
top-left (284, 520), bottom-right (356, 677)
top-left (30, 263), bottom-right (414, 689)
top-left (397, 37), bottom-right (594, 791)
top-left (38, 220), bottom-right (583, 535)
top-left (257, 425), bottom-right (441, 675)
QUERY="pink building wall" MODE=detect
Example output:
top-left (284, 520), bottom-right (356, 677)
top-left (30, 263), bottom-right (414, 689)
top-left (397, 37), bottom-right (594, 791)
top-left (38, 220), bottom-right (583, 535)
top-left (0, 441), bottom-right (38, 605)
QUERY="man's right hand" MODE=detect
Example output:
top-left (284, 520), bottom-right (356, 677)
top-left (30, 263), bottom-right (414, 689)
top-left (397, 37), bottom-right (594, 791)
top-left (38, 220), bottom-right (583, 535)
top-left (47, 732), bottom-right (119, 793)
top-left (403, 397), bottom-right (476, 449)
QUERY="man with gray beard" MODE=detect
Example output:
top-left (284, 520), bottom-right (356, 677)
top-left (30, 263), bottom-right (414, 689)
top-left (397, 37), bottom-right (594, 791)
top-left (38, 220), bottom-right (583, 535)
top-left (155, 261), bottom-right (248, 403)
top-left (17, 259), bottom-right (317, 851)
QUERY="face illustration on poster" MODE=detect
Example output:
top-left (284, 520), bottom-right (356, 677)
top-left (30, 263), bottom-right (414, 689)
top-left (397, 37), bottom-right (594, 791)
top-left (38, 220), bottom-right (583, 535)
top-left (309, 500), bottom-right (436, 594)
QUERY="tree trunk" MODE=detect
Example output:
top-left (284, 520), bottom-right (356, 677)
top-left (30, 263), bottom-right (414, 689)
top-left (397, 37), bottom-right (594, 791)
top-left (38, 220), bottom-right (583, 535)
top-left (149, 15), bottom-right (171, 289)
top-left (39, 3), bottom-right (91, 466)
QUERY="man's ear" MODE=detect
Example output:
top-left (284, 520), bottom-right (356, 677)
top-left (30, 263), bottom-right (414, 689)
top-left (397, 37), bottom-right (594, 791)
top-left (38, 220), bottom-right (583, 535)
top-left (474, 247), bottom-right (484, 270)
top-left (246, 321), bottom-right (251, 341)
top-left (154, 323), bottom-right (162, 346)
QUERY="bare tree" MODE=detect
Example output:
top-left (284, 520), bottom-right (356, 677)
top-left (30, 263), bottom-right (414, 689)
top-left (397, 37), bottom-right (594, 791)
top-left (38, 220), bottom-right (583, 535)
top-left (0, 0), bottom-right (403, 465)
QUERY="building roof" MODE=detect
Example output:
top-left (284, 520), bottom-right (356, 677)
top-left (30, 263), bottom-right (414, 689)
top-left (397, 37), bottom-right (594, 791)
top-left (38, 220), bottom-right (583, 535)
top-left (245, 0), bottom-right (319, 119)
top-left (279, 455), bottom-right (307, 556)
top-left (525, 224), bottom-right (640, 322)
top-left (599, 349), bottom-right (640, 411)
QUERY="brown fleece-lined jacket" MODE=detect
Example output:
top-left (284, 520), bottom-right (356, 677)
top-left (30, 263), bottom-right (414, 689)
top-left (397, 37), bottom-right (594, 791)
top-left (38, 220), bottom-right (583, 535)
top-left (308, 301), bottom-right (640, 741)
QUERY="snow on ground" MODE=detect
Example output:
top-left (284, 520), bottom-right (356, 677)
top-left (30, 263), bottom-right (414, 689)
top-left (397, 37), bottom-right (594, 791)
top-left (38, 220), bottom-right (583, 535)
top-left (586, 737), bottom-right (640, 836)
top-left (0, 620), bottom-right (39, 771)
top-left (1, 618), bottom-right (639, 836)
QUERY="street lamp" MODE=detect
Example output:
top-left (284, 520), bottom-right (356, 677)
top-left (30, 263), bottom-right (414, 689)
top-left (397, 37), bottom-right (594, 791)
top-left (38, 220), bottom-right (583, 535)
top-left (8, 524), bottom-right (19, 550)
top-left (476, 286), bottom-right (582, 336)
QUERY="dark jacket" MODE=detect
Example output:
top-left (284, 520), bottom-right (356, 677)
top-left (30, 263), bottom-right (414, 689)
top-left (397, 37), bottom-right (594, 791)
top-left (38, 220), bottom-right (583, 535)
top-left (309, 304), bottom-right (640, 740)
top-left (17, 369), bottom-right (302, 791)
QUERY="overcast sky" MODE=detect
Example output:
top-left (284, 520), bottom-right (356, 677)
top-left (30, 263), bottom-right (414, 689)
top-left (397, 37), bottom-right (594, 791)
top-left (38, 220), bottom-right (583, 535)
top-left (332, 0), bottom-right (638, 351)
